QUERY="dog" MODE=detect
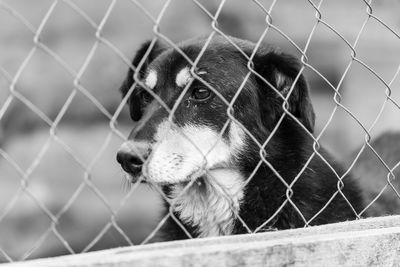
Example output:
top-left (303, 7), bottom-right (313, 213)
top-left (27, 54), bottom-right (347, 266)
top-left (116, 36), bottom-right (365, 241)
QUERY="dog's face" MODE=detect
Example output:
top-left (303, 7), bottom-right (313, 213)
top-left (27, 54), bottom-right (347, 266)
top-left (117, 36), bottom-right (315, 188)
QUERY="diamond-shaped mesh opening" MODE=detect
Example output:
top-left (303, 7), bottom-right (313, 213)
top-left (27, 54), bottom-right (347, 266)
top-left (33, 2), bottom-right (100, 71)
top-left (0, 193), bottom-right (54, 260)
top-left (115, 185), bottom-right (164, 244)
top-left (6, 49), bottom-right (74, 121)
top-left (22, 232), bottom-right (73, 261)
top-left (1, 0), bottom-right (400, 263)
top-left (53, 185), bottom-right (118, 252)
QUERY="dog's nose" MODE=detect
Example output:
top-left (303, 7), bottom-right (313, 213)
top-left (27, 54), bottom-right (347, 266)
top-left (117, 141), bottom-right (150, 175)
top-left (116, 151), bottom-right (143, 175)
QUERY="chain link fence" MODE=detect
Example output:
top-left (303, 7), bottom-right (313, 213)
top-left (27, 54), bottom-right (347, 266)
top-left (1, 0), bottom-right (400, 263)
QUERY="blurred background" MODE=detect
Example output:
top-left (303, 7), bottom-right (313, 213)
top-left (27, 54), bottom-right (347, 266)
top-left (1, 0), bottom-right (400, 262)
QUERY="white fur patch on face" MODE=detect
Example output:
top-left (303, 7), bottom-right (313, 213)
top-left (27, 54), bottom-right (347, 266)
top-left (197, 70), bottom-right (207, 76)
top-left (170, 169), bottom-right (244, 237)
top-left (275, 72), bottom-right (285, 89)
top-left (275, 72), bottom-right (291, 96)
top-left (144, 69), bottom-right (157, 89)
top-left (175, 67), bottom-right (192, 87)
top-left (229, 121), bottom-right (246, 156)
top-left (142, 121), bottom-right (232, 184)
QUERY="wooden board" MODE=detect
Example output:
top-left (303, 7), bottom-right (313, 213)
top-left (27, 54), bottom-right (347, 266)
top-left (4, 215), bottom-right (400, 267)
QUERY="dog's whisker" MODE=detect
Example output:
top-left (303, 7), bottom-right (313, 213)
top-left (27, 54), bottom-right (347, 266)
top-left (120, 173), bottom-right (133, 192)
top-left (113, 169), bottom-right (130, 191)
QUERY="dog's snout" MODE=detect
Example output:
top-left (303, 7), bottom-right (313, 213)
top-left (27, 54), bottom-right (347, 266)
top-left (116, 142), bottom-right (149, 175)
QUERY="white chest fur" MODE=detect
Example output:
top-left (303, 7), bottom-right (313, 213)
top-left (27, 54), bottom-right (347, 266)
top-left (169, 168), bottom-right (244, 237)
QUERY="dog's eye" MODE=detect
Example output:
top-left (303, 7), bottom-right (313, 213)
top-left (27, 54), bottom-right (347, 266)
top-left (191, 88), bottom-right (212, 101)
top-left (141, 90), bottom-right (152, 103)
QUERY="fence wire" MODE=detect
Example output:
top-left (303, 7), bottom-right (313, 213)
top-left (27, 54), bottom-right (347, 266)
top-left (0, 0), bottom-right (400, 263)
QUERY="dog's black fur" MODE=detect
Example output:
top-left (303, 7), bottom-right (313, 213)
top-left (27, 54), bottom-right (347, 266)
top-left (118, 36), bottom-right (364, 241)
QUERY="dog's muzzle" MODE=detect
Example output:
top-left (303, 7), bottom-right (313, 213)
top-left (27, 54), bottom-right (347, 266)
top-left (116, 123), bottom-right (234, 185)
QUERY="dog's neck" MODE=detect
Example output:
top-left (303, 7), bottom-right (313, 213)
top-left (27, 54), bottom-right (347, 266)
top-left (169, 169), bottom-right (244, 237)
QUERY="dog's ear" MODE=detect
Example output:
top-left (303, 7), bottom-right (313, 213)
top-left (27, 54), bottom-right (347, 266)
top-left (253, 51), bottom-right (315, 133)
top-left (120, 40), bottom-right (165, 121)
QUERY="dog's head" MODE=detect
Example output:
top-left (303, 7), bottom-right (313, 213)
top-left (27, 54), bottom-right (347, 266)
top-left (116, 36), bottom-right (315, 186)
